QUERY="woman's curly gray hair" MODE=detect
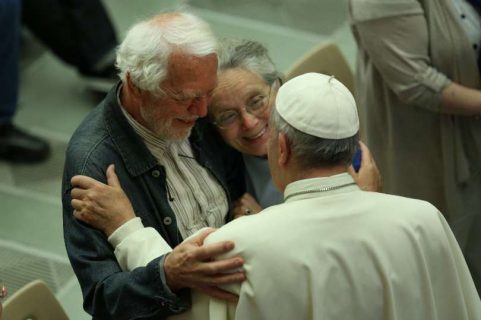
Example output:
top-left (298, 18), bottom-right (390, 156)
top-left (217, 38), bottom-right (281, 85)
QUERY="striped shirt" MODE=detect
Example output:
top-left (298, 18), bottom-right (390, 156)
top-left (117, 87), bottom-right (228, 239)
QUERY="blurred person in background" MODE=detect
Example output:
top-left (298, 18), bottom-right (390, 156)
top-left (0, 0), bottom-right (50, 162)
top-left (349, 0), bottom-right (481, 294)
top-left (22, 0), bottom-right (119, 92)
top-left (0, 0), bottom-right (117, 163)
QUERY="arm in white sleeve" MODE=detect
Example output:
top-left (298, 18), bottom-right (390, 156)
top-left (108, 217), bottom-right (172, 271)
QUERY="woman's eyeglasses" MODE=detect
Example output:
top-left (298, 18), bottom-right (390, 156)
top-left (211, 81), bottom-right (277, 129)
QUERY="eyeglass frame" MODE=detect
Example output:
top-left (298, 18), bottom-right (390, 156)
top-left (210, 78), bottom-right (281, 129)
top-left (158, 86), bottom-right (214, 107)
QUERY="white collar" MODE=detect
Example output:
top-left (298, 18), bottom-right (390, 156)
top-left (284, 172), bottom-right (359, 202)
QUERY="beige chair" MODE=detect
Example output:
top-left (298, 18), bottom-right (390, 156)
top-left (2, 280), bottom-right (69, 320)
top-left (284, 42), bottom-right (354, 94)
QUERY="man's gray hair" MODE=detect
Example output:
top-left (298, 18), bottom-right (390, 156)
top-left (270, 109), bottom-right (358, 168)
top-left (116, 12), bottom-right (218, 95)
top-left (217, 38), bottom-right (281, 85)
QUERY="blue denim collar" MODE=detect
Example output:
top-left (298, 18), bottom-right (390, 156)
top-left (103, 82), bottom-right (162, 177)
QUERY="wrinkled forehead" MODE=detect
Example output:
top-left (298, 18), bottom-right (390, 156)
top-left (209, 68), bottom-right (271, 110)
top-left (160, 52), bottom-right (217, 93)
top-left (164, 51), bottom-right (218, 86)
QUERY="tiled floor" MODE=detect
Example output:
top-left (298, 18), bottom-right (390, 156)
top-left (0, 0), bottom-right (355, 318)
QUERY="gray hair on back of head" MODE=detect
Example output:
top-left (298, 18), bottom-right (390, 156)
top-left (116, 11), bottom-right (218, 96)
top-left (217, 38), bottom-right (281, 85)
top-left (270, 109), bottom-right (358, 168)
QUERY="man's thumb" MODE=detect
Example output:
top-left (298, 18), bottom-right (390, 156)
top-left (106, 164), bottom-right (121, 187)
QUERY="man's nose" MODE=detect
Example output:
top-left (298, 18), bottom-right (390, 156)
top-left (189, 96), bottom-right (209, 117)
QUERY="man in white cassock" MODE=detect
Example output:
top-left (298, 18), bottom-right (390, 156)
top-left (76, 73), bottom-right (481, 320)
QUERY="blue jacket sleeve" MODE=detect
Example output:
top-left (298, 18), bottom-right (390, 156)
top-left (62, 154), bottom-right (190, 319)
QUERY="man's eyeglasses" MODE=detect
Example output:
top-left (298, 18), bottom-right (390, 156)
top-left (211, 82), bottom-right (277, 129)
top-left (161, 87), bottom-right (213, 106)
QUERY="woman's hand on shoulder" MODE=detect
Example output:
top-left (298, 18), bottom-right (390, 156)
top-left (348, 141), bottom-right (382, 192)
top-left (231, 193), bottom-right (263, 219)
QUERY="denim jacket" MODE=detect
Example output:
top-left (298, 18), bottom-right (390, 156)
top-left (62, 84), bottom-right (245, 319)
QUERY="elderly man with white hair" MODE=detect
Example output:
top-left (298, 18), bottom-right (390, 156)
top-left (76, 72), bottom-right (481, 319)
top-left (62, 12), bottom-right (248, 319)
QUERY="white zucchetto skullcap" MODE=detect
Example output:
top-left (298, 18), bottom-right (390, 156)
top-left (275, 73), bottom-right (359, 139)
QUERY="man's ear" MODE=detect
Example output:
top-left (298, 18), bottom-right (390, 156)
top-left (125, 73), bottom-right (142, 97)
top-left (277, 132), bottom-right (290, 168)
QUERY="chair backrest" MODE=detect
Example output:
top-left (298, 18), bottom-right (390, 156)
top-left (284, 42), bottom-right (354, 94)
top-left (2, 280), bottom-right (69, 320)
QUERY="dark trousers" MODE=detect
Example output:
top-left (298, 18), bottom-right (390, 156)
top-left (0, 0), bottom-right (117, 124)
top-left (22, 0), bottom-right (118, 74)
top-left (0, 0), bottom-right (20, 125)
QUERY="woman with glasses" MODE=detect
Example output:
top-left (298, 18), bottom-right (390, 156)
top-left (207, 39), bottom-right (379, 218)
top-left (207, 39), bottom-right (285, 217)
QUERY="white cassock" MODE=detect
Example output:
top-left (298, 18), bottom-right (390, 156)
top-left (110, 173), bottom-right (481, 320)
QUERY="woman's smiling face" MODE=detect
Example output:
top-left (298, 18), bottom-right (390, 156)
top-left (209, 68), bottom-right (277, 157)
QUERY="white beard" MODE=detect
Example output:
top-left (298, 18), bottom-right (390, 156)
top-left (140, 105), bottom-right (192, 141)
